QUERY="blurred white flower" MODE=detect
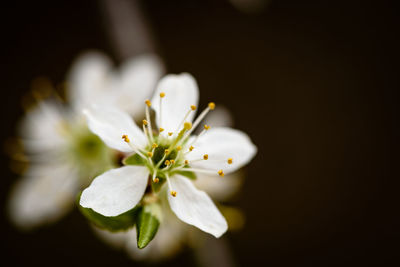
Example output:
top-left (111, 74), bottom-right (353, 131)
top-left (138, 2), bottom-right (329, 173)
top-left (8, 51), bottom-right (164, 229)
top-left (80, 73), bottom-right (256, 255)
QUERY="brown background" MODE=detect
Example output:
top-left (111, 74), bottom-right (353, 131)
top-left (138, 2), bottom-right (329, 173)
top-left (1, 0), bottom-right (399, 266)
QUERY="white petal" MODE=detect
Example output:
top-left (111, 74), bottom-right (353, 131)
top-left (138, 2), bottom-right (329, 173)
top-left (115, 54), bottom-right (165, 117)
top-left (151, 73), bottom-right (199, 133)
top-left (168, 175), bottom-right (227, 238)
top-left (19, 100), bottom-right (67, 153)
top-left (186, 127), bottom-right (257, 174)
top-left (8, 163), bottom-right (78, 229)
top-left (83, 106), bottom-right (146, 152)
top-left (80, 166), bottom-right (149, 217)
top-left (67, 51), bottom-right (114, 111)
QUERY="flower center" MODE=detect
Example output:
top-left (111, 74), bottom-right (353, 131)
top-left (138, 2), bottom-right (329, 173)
top-left (122, 93), bottom-right (232, 197)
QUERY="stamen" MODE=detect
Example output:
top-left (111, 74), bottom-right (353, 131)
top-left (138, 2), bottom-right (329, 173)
top-left (167, 123), bottom-right (192, 153)
top-left (153, 177), bottom-right (160, 183)
top-left (203, 154), bottom-right (209, 160)
top-left (184, 160), bottom-right (189, 165)
top-left (142, 120), bottom-right (148, 126)
top-left (144, 101), bottom-right (154, 143)
top-left (188, 124), bottom-right (210, 147)
top-left (168, 132), bottom-right (173, 136)
top-left (228, 158), bottom-right (233, 164)
top-left (122, 134), bottom-right (130, 143)
top-left (165, 160), bottom-right (171, 166)
top-left (218, 170), bottom-right (225, 177)
top-left (147, 152), bottom-right (153, 157)
top-left (176, 146), bottom-right (182, 151)
top-left (189, 146), bottom-right (194, 151)
top-left (159, 127), bottom-right (164, 132)
top-left (152, 143), bottom-right (158, 149)
top-left (121, 134), bottom-right (146, 158)
top-left (175, 105), bottom-right (196, 132)
top-left (165, 173), bottom-right (177, 197)
top-left (182, 102), bottom-right (216, 142)
top-left (159, 92), bottom-right (165, 129)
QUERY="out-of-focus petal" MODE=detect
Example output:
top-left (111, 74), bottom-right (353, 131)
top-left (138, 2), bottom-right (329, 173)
top-left (194, 171), bottom-right (243, 202)
top-left (67, 51), bottom-right (114, 112)
top-left (80, 166), bottom-right (148, 216)
top-left (19, 100), bottom-right (67, 154)
top-left (8, 163), bottom-right (78, 229)
top-left (186, 127), bottom-right (257, 174)
top-left (115, 54), bottom-right (165, 117)
top-left (168, 175), bottom-right (227, 238)
top-left (151, 73), bottom-right (199, 133)
top-left (84, 106), bottom-right (146, 152)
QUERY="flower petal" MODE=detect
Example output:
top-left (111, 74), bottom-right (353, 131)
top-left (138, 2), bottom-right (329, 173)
top-left (8, 163), bottom-right (78, 229)
top-left (19, 100), bottom-right (67, 153)
top-left (186, 127), bottom-right (257, 174)
top-left (67, 51), bottom-right (114, 112)
top-left (84, 106), bottom-right (146, 152)
top-left (80, 166), bottom-right (149, 217)
top-left (115, 54), bottom-right (165, 118)
top-left (151, 73), bottom-right (199, 133)
top-left (168, 175), bottom-right (227, 238)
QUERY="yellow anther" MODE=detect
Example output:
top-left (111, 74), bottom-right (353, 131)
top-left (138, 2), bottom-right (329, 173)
top-left (145, 99), bottom-right (151, 107)
top-left (153, 177), bottom-right (160, 183)
top-left (204, 124), bottom-right (211, 130)
top-left (218, 170), bottom-right (225, 177)
top-left (191, 105), bottom-right (196, 110)
top-left (159, 127), bottom-right (164, 132)
top-left (189, 146), bottom-right (194, 151)
top-left (227, 158), bottom-right (233, 164)
top-left (160, 92), bottom-right (165, 98)
top-left (152, 143), bottom-right (158, 148)
top-left (171, 191), bottom-right (177, 197)
top-left (164, 149), bottom-right (169, 154)
top-left (143, 119), bottom-right (148, 126)
top-left (168, 132), bottom-right (173, 136)
top-left (184, 122), bottom-right (192, 130)
top-left (170, 159), bottom-right (175, 164)
top-left (147, 152), bottom-right (153, 157)
top-left (165, 160), bottom-right (171, 166)
top-left (208, 102), bottom-right (215, 110)
top-left (203, 154), bottom-right (209, 160)
top-left (121, 135), bottom-right (130, 143)
top-left (184, 160), bottom-right (189, 165)
top-left (176, 146), bottom-right (182, 151)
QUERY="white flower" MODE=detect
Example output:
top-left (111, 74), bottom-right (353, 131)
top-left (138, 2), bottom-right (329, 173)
top-left (80, 73), bottom-right (257, 238)
top-left (8, 51), bottom-right (164, 229)
top-left (92, 107), bottom-right (245, 261)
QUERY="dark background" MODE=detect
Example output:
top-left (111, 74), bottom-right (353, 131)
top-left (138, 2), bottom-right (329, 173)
top-left (1, 0), bottom-right (399, 266)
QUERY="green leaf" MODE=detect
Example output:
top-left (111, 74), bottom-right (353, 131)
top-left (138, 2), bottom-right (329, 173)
top-left (136, 203), bottom-right (161, 249)
top-left (174, 170), bottom-right (197, 180)
top-left (123, 153), bottom-right (146, 166)
top-left (77, 193), bottom-right (140, 232)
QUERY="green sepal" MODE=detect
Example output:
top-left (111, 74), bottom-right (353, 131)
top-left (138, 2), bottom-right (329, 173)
top-left (77, 193), bottom-right (140, 232)
top-left (136, 203), bottom-right (161, 249)
top-left (123, 153), bottom-right (146, 166)
top-left (174, 170), bottom-right (197, 180)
